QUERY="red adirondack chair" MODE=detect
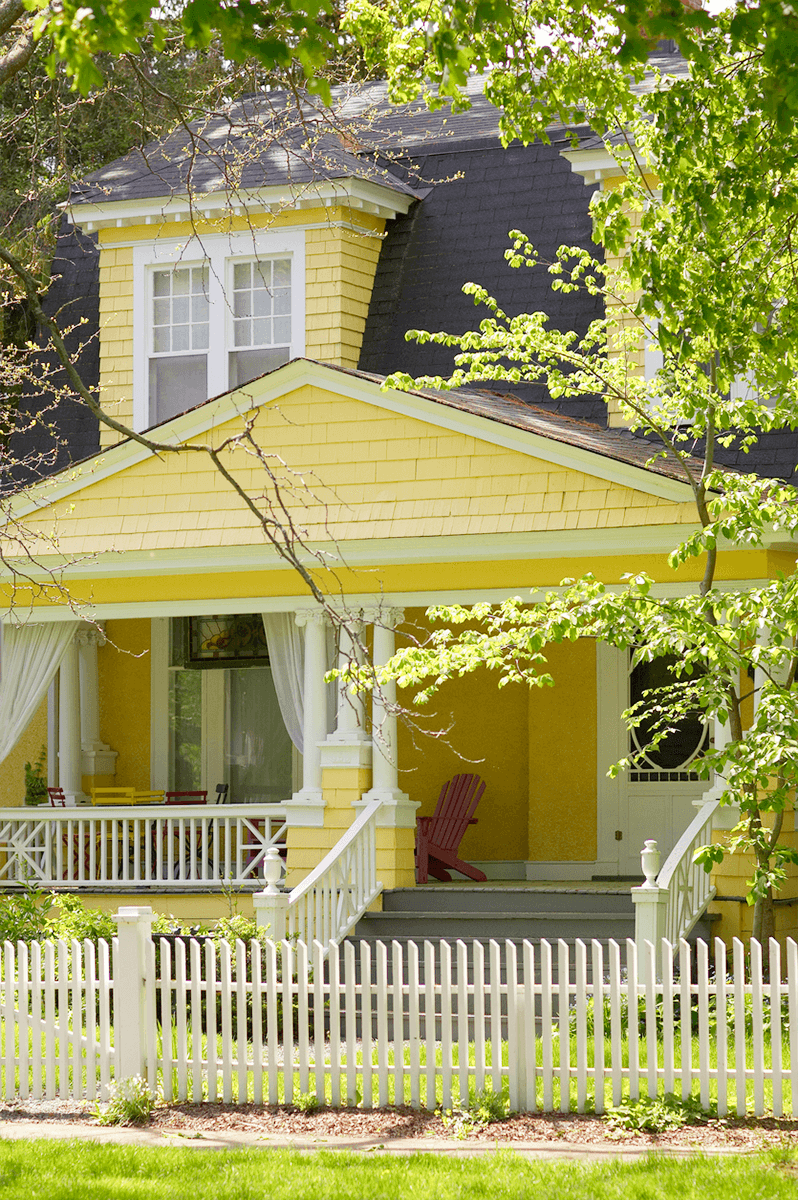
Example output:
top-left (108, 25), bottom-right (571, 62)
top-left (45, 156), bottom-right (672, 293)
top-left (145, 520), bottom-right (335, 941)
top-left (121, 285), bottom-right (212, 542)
top-left (415, 774), bottom-right (488, 884)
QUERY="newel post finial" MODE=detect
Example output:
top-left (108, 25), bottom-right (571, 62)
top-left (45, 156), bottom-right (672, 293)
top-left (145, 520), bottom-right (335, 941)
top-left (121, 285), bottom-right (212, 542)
top-left (253, 848), bottom-right (289, 942)
top-left (641, 838), bottom-right (660, 888)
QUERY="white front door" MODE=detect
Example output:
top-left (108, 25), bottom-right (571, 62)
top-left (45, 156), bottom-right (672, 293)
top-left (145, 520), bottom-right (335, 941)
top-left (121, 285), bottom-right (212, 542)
top-left (596, 644), bottom-right (708, 877)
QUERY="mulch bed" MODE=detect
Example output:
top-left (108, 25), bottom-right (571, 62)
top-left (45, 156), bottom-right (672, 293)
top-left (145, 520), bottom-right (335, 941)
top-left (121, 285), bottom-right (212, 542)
top-left (1, 1099), bottom-right (798, 1150)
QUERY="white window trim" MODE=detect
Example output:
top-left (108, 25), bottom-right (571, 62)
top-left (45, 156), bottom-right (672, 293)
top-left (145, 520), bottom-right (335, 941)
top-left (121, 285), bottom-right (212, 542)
top-left (133, 229), bottom-right (306, 432)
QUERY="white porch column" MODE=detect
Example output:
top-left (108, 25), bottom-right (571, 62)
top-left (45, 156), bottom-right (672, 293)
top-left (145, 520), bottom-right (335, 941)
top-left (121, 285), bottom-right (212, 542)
top-left (58, 636), bottom-right (86, 806)
top-left (361, 608), bottom-right (419, 828)
top-left (77, 626), bottom-right (117, 778)
top-left (319, 618), bottom-right (372, 771)
top-left (285, 610), bottom-right (328, 825)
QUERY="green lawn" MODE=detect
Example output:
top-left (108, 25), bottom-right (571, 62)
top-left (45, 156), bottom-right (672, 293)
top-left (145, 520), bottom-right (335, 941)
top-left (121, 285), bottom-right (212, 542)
top-left (0, 1144), bottom-right (796, 1200)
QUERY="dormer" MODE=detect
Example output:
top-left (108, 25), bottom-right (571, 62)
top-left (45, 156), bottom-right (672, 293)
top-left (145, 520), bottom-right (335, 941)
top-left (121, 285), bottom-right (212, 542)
top-left (67, 99), bottom-right (423, 446)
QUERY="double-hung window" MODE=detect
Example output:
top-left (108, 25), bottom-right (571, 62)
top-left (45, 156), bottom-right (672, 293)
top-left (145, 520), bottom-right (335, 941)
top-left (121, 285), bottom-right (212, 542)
top-left (133, 230), bottom-right (305, 432)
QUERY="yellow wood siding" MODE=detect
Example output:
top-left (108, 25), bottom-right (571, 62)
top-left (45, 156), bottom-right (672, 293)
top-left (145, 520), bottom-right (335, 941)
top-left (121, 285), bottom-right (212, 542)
top-left (97, 618), bottom-right (151, 791)
top-left (21, 383), bottom-right (700, 566)
top-left (0, 696), bottom-right (47, 808)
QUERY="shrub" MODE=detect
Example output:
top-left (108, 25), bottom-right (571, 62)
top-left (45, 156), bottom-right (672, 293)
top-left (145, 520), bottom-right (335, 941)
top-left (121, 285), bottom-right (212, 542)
top-left (605, 1093), bottom-right (713, 1133)
top-left (95, 1076), bottom-right (156, 1126)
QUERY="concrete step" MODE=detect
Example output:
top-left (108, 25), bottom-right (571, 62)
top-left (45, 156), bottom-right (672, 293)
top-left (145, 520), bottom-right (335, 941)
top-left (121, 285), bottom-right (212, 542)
top-left (382, 886), bottom-right (635, 916)
top-left (355, 909), bottom-right (636, 940)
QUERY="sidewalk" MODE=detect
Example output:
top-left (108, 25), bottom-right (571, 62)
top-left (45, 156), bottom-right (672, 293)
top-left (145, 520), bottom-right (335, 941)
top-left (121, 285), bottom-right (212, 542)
top-left (0, 1120), bottom-right (760, 1158)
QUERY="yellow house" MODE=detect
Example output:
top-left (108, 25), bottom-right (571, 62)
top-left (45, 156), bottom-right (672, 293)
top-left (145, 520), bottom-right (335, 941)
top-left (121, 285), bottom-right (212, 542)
top-left (0, 82), bottom-right (793, 946)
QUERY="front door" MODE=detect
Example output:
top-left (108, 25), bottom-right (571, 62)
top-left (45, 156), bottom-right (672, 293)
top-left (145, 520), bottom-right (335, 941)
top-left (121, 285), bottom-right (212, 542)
top-left (596, 644), bottom-right (708, 876)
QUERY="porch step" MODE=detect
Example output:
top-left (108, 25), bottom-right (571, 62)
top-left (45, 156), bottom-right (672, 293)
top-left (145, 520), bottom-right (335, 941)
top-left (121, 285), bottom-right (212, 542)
top-left (353, 908), bottom-right (636, 942)
top-left (381, 885), bottom-right (635, 916)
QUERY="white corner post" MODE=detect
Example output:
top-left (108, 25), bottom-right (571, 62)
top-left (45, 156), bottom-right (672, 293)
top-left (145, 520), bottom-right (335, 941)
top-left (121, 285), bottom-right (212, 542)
top-left (360, 608), bottom-right (419, 828)
top-left (77, 625), bottom-right (118, 778)
top-left (698, 703), bottom-right (737, 829)
top-left (285, 610), bottom-right (329, 827)
top-left (632, 838), bottom-right (667, 964)
top-left (114, 906), bottom-right (154, 1079)
top-left (58, 634), bottom-right (86, 806)
top-left (253, 847), bottom-right (289, 941)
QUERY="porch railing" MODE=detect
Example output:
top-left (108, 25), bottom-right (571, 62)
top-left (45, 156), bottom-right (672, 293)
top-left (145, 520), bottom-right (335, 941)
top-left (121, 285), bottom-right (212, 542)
top-left (287, 798), bottom-right (382, 947)
top-left (633, 797), bottom-right (719, 949)
top-left (0, 804), bottom-right (288, 888)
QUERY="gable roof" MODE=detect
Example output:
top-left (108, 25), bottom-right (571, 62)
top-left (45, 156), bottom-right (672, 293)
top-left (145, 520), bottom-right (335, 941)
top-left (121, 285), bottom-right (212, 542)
top-left (14, 359), bottom-right (701, 521)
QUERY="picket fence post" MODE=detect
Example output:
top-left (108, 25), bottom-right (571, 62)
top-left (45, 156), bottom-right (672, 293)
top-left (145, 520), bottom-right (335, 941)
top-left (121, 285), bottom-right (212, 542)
top-left (114, 906), bottom-right (154, 1080)
top-left (632, 839), bottom-right (668, 959)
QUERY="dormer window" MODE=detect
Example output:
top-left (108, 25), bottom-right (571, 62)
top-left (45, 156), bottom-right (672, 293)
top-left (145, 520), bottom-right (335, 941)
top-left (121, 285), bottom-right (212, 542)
top-left (229, 259), bottom-right (291, 389)
top-left (150, 264), bottom-right (210, 424)
top-left (133, 230), bottom-right (305, 432)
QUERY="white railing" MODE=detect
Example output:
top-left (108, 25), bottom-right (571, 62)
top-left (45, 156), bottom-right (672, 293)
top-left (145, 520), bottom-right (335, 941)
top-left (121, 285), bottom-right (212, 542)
top-left (287, 798), bottom-right (382, 947)
top-left (0, 805), bottom-right (288, 888)
top-left (633, 798), bottom-right (719, 949)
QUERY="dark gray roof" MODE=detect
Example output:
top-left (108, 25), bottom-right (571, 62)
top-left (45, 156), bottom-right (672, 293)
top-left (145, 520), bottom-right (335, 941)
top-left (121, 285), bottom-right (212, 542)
top-left (71, 95), bottom-right (425, 207)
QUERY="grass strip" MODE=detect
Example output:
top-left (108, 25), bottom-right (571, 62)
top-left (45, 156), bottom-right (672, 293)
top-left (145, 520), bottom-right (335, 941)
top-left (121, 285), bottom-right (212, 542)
top-left (0, 1143), bottom-right (796, 1200)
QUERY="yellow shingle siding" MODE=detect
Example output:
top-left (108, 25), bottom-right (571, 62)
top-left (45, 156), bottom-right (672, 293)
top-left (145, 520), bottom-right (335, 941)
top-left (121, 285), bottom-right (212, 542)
top-left (96, 207), bottom-right (386, 448)
top-left (21, 382), bottom-right (697, 562)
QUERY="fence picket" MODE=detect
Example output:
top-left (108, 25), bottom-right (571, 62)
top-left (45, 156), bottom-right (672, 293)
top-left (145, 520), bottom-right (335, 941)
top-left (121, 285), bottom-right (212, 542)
top-left (488, 940), bottom-right (502, 1096)
top-left (344, 942), bottom-right (357, 1106)
top-left (3, 942), bottom-right (14, 1099)
top-left (733, 937), bottom-right (747, 1115)
top-left (750, 938), bottom-right (765, 1117)
top-left (575, 940), bottom-right (587, 1113)
top-left (788, 939), bottom-right (798, 1117)
top-left (456, 940), bottom-right (468, 1106)
top-left (423, 941), bottom-right (435, 1111)
top-left (678, 939), bottom-right (691, 1103)
top-left (57, 939), bottom-right (68, 1100)
top-left (97, 939), bottom-right (111, 1100)
top-left (144, 937), bottom-right (157, 1096)
top-left (266, 939), bottom-right (279, 1107)
top-left (376, 940), bottom-right (389, 1108)
top-left (295, 940), bottom-right (309, 1102)
top-left (473, 941), bottom-right (486, 1097)
top-left (44, 941), bottom-right (55, 1101)
top-left (360, 941), bottom-right (373, 1110)
top-left (524, 941), bottom-right (537, 1114)
top-left (70, 939), bottom-right (82, 1100)
top-left (237, 939), bottom-right (249, 1105)
top-left (158, 939), bottom-right (173, 1101)
top-left (190, 939), bottom-right (203, 1102)
top-left (205, 939), bottom-right (218, 1104)
top-left (17, 942), bottom-right (29, 1102)
top-left (591, 940), bottom-right (603, 1115)
top-left (507, 941), bottom-right (520, 1112)
top-left (661, 939), bottom-right (675, 1098)
top-left (626, 940), bottom-right (639, 1102)
top-left (175, 940), bottom-right (188, 1102)
top-left (540, 940), bottom-right (554, 1112)
top-left (644, 941), bottom-right (657, 1101)
top-left (440, 941), bottom-right (453, 1110)
top-left (312, 941), bottom-right (325, 1106)
top-left (770, 939), bottom-right (783, 1119)
top-left (697, 939), bottom-right (710, 1111)
top-left (608, 940), bottom-right (622, 1108)
top-left (251, 941), bottom-right (263, 1106)
top-left (715, 938), bottom-right (728, 1118)
top-left (393, 941), bottom-right (406, 1108)
top-left (280, 940), bottom-right (294, 1107)
top-left (328, 940), bottom-right (341, 1107)
top-left (557, 940), bottom-right (570, 1112)
top-left (407, 941), bottom-right (421, 1110)
top-left (219, 939), bottom-right (233, 1104)
top-left (30, 941), bottom-right (42, 1100)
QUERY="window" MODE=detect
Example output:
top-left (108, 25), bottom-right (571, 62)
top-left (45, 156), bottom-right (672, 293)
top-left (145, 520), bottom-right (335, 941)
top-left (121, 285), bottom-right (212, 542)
top-left (149, 264), bottom-right (210, 425)
top-left (167, 615), bottom-right (294, 803)
top-left (133, 231), bottom-right (305, 432)
top-left (628, 653), bottom-right (708, 783)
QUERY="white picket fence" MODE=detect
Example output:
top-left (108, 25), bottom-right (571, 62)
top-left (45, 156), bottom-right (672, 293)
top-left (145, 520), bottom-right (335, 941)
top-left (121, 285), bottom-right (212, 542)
top-left (2, 916), bottom-right (798, 1116)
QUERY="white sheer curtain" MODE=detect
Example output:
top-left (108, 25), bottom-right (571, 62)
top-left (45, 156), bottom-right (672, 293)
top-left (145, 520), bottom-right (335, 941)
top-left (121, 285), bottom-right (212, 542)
top-left (0, 621), bottom-right (80, 765)
top-left (262, 613), bottom-right (304, 752)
